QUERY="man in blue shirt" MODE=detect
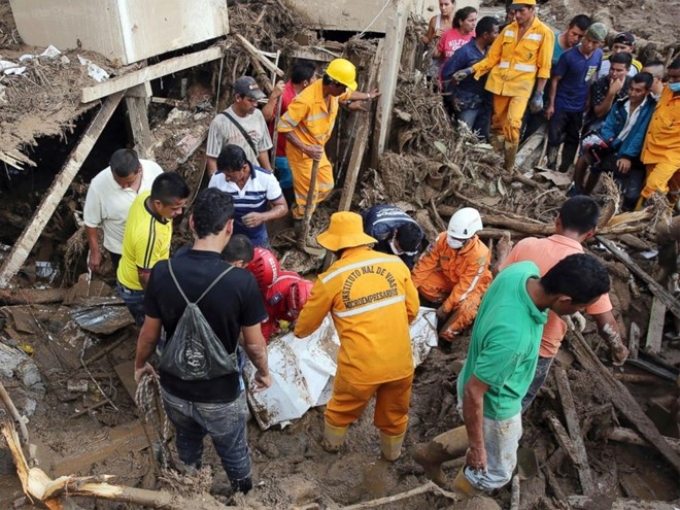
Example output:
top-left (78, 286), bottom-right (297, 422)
top-left (361, 204), bottom-right (425, 269)
top-left (441, 16), bottom-right (500, 140)
top-left (209, 144), bottom-right (288, 248)
top-left (546, 23), bottom-right (605, 172)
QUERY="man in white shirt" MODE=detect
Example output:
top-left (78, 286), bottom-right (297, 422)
top-left (206, 76), bottom-right (274, 176)
top-left (83, 149), bottom-right (163, 273)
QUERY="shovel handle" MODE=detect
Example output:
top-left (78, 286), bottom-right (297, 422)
top-left (300, 159), bottom-right (321, 240)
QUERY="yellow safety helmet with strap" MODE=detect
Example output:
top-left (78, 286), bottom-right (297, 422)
top-left (325, 58), bottom-right (358, 91)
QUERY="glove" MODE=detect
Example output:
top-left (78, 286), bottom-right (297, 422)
top-left (452, 68), bottom-right (472, 82)
top-left (565, 312), bottom-right (587, 333)
top-left (529, 93), bottom-right (544, 114)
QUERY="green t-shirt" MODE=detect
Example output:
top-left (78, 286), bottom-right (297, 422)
top-left (458, 261), bottom-right (548, 420)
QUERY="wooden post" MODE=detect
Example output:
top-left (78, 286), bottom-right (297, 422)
top-left (372, 0), bottom-right (408, 166)
top-left (628, 322), bottom-right (641, 359)
top-left (645, 297), bottom-right (666, 354)
top-left (125, 84), bottom-right (152, 159)
top-left (554, 367), bottom-right (595, 495)
top-left (0, 92), bottom-right (124, 289)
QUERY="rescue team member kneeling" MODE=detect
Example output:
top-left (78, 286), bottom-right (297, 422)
top-left (294, 212), bottom-right (419, 461)
top-left (134, 188), bottom-right (271, 494)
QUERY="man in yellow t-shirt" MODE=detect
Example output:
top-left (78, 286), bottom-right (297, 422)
top-left (117, 172), bottom-right (190, 326)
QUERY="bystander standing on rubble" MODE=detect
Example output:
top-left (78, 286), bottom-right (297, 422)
top-left (116, 172), bottom-right (189, 326)
top-left (206, 76), bottom-right (273, 176)
top-left (422, 0), bottom-right (455, 84)
top-left (134, 187), bottom-right (271, 495)
top-left (83, 149), bottom-right (163, 273)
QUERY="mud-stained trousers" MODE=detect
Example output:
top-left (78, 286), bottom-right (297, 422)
top-left (161, 388), bottom-right (253, 493)
top-left (491, 95), bottom-right (530, 144)
top-left (287, 145), bottom-right (334, 220)
top-left (325, 371), bottom-right (414, 436)
top-left (641, 162), bottom-right (680, 199)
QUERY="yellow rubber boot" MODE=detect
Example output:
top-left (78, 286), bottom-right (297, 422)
top-left (452, 468), bottom-right (483, 498)
top-left (380, 432), bottom-right (406, 461)
top-left (489, 134), bottom-right (505, 152)
top-left (412, 425), bottom-right (469, 485)
top-left (321, 421), bottom-right (348, 453)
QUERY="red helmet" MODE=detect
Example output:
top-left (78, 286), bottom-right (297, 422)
top-left (287, 278), bottom-right (314, 318)
top-left (247, 247), bottom-right (280, 290)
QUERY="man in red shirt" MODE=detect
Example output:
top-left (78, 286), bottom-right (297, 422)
top-left (262, 61), bottom-right (318, 206)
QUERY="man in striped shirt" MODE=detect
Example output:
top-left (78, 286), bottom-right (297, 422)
top-left (117, 172), bottom-right (190, 326)
top-left (208, 144), bottom-right (288, 248)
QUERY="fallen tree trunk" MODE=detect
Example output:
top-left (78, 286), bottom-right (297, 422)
top-left (605, 426), bottom-right (680, 454)
top-left (567, 331), bottom-right (680, 478)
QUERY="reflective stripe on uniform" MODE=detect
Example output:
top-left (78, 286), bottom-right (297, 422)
top-left (458, 263), bottom-right (486, 303)
top-left (498, 61), bottom-right (510, 69)
top-left (514, 63), bottom-right (537, 72)
top-left (504, 30), bottom-right (515, 37)
top-left (321, 257), bottom-right (397, 284)
top-left (307, 112), bottom-right (329, 122)
top-left (333, 295), bottom-right (407, 318)
top-left (526, 33), bottom-right (543, 41)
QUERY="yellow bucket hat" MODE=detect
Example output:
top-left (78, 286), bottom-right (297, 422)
top-left (317, 212), bottom-right (377, 251)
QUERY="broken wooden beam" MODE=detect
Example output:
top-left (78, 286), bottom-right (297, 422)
top-left (0, 92), bottom-right (125, 289)
top-left (0, 381), bottom-right (29, 447)
top-left (125, 84), bottom-right (152, 159)
top-left (543, 410), bottom-right (580, 467)
top-left (596, 236), bottom-right (680, 321)
top-left (81, 46), bottom-right (224, 103)
top-left (613, 372), bottom-right (670, 384)
top-left (568, 330), bottom-right (680, 477)
top-left (234, 34), bottom-right (284, 80)
top-left (606, 426), bottom-right (680, 453)
top-left (628, 322), bottom-right (641, 359)
top-left (554, 367), bottom-right (595, 495)
top-left (645, 297), bottom-right (666, 354)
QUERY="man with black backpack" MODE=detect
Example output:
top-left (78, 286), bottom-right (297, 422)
top-left (134, 187), bottom-right (272, 495)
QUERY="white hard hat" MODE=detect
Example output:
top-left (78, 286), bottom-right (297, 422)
top-left (447, 207), bottom-right (483, 239)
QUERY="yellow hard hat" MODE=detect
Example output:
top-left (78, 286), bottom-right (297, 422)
top-left (325, 58), bottom-right (358, 91)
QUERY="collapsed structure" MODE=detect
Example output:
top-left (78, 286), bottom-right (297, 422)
top-left (0, 0), bottom-right (679, 509)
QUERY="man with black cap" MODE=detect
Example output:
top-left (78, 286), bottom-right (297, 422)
top-left (206, 76), bottom-right (273, 176)
top-left (453, 0), bottom-right (554, 173)
top-left (597, 32), bottom-right (643, 80)
top-left (294, 211), bottom-right (419, 462)
top-left (546, 22), bottom-right (606, 172)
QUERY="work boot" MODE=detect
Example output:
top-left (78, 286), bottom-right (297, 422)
top-left (546, 146), bottom-right (559, 170)
top-left (452, 468), bottom-right (483, 498)
top-left (321, 421), bottom-right (348, 453)
top-left (380, 432), bottom-right (406, 461)
top-left (504, 141), bottom-right (518, 173)
top-left (412, 425), bottom-right (469, 485)
top-left (559, 143), bottom-right (578, 173)
top-left (230, 476), bottom-right (253, 495)
top-left (489, 134), bottom-right (505, 153)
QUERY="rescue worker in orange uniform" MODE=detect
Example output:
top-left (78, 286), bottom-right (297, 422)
top-left (277, 59), bottom-right (380, 239)
top-left (453, 0), bottom-right (554, 172)
top-left (411, 208), bottom-right (492, 343)
top-left (639, 57), bottom-right (680, 205)
top-left (294, 212), bottom-right (419, 461)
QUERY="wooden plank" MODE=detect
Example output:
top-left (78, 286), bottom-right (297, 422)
top-left (125, 85), bottom-right (152, 159)
top-left (374, 0), bottom-right (408, 163)
top-left (554, 367), bottom-right (595, 495)
top-left (567, 330), bottom-right (680, 477)
top-left (114, 360), bottom-right (138, 402)
top-left (234, 34), bottom-right (284, 79)
top-left (543, 411), bottom-right (580, 467)
top-left (596, 235), bottom-right (680, 321)
top-left (0, 92), bottom-right (124, 289)
top-left (628, 322), bottom-right (641, 360)
top-left (289, 47), bottom-right (336, 62)
top-left (645, 297), bottom-right (666, 354)
top-left (81, 46), bottom-right (224, 103)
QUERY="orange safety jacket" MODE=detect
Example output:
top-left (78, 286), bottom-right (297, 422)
top-left (294, 246), bottom-right (420, 384)
top-left (411, 233), bottom-right (492, 313)
top-left (472, 16), bottom-right (554, 99)
top-left (642, 86), bottom-right (680, 165)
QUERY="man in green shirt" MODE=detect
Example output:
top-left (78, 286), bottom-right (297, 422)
top-left (413, 254), bottom-right (611, 496)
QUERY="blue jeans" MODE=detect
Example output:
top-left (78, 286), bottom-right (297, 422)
top-left (521, 356), bottom-right (553, 412)
top-left (275, 156), bottom-right (294, 207)
top-left (116, 281), bottom-right (145, 327)
top-left (458, 105), bottom-right (491, 141)
top-left (161, 388), bottom-right (252, 493)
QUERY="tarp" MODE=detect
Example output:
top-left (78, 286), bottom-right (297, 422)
top-left (245, 307), bottom-right (438, 430)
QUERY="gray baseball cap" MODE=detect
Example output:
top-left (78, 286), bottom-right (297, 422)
top-left (233, 76), bottom-right (266, 100)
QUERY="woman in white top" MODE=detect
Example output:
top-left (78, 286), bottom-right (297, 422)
top-left (422, 0), bottom-right (455, 80)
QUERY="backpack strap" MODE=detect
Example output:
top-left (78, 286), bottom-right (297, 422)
top-left (168, 260), bottom-right (235, 305)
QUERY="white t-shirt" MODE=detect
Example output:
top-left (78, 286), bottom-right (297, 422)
top-left (206, 106), bottom-right (273, 167)
top-left (83, 160), bottom-right (164, 254)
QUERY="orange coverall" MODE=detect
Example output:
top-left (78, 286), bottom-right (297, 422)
top-left (411, 233), bottom-right (492, 339)
top-left (294, 246), bottom-right (420, 436)
top-left (277, 80), bottom-right (352, 220)
top-left (640, 86), bottom-right (680, 199)
top-left (471, 16), bottom-right (554, 144)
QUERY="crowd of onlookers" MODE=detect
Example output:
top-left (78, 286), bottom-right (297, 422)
top-left (424, 0), bottom-right (680, 212)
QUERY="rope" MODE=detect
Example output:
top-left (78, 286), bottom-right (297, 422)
top-left (357, 0), bottom-right (391, 39)
top-left (135, 372), bottom-right (171, 468)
